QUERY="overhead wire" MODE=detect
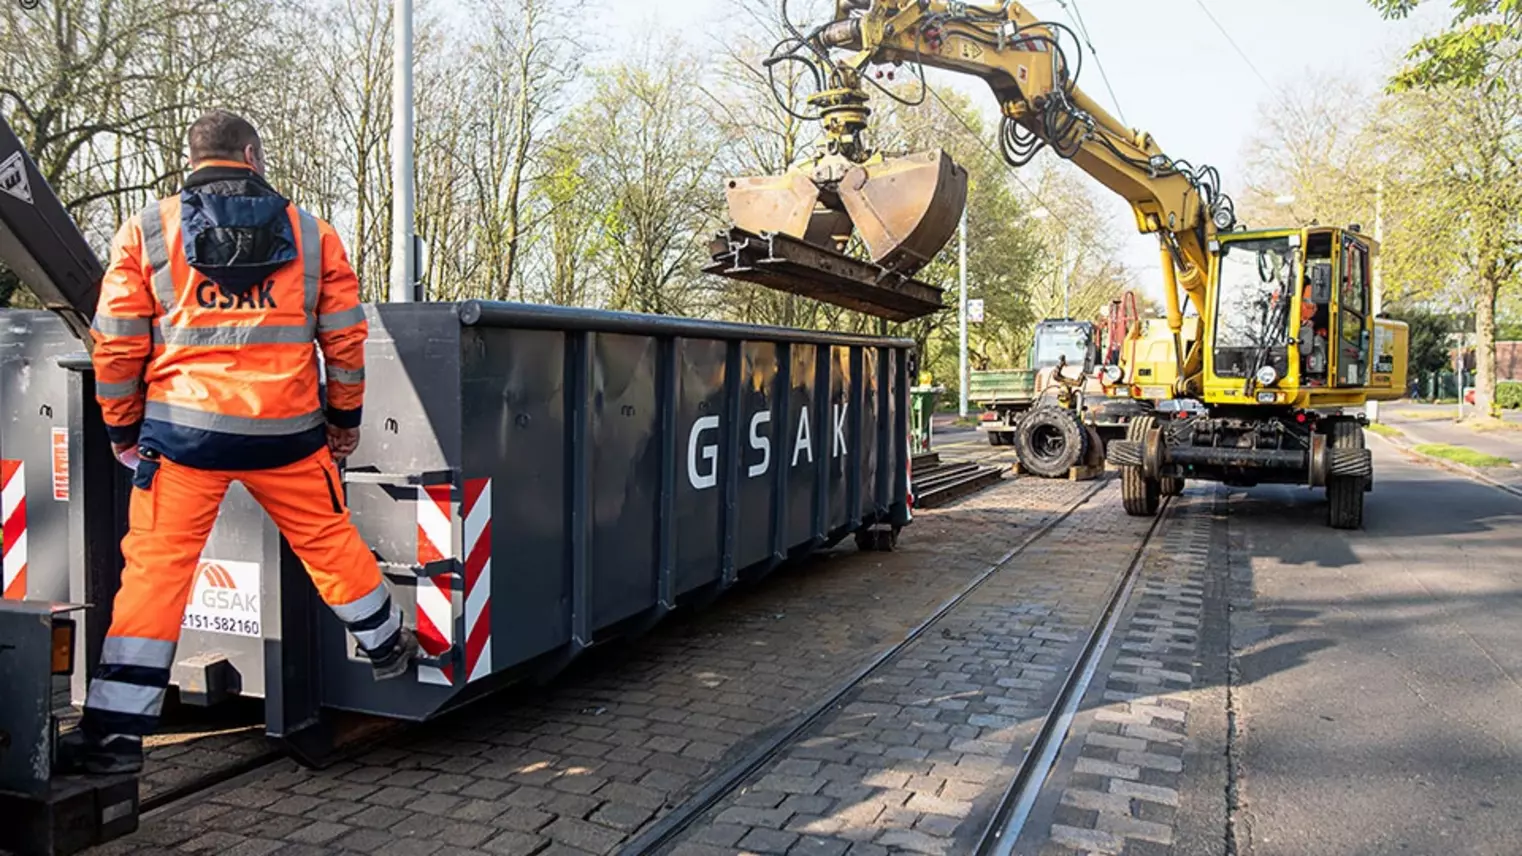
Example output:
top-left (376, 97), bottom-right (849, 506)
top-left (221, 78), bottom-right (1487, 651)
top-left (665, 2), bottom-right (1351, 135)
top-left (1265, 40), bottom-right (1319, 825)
top-left (1189, 0), bottom-right (1277, 96)
top-left (1054, 0), bottom-right (1128, 127)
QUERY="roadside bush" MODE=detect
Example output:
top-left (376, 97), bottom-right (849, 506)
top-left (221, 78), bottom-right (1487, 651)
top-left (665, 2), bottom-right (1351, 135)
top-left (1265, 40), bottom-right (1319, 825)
top-left (1498, 381), bottom-right (1522, 410)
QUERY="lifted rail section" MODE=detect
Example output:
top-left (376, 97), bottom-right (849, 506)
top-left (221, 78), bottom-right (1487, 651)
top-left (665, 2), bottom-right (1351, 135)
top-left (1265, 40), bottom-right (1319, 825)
top-left (703, 227), bottom-right (945, 322)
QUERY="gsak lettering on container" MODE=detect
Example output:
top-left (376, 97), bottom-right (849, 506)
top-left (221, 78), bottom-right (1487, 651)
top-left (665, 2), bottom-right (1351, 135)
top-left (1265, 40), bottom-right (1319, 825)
top-left (687, 404), bottom-right (851, 490)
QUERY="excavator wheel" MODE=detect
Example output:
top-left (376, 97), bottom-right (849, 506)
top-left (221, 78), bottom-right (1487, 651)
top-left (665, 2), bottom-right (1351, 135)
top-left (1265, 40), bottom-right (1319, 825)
top-left (1326, 419), bottom-right (1366, 530)
top-left (1121, 415), bottom-right (1162, 517)
top-left (1013, 406), bottom-right (1088, 478)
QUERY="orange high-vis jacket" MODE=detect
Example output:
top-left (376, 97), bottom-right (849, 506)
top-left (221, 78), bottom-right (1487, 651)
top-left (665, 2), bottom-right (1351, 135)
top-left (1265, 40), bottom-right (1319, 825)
top-left (91, 162), bottom-right (366, 470)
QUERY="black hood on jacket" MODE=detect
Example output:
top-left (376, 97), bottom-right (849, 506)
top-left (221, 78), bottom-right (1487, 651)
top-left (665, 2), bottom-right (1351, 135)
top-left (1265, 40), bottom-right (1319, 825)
top-left (179, 165), bottom-right (296, 295)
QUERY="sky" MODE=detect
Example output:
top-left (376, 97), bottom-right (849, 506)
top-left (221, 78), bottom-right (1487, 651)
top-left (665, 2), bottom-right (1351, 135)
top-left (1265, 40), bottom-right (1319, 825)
top-left (595, 0), bottom-right (1452, 306)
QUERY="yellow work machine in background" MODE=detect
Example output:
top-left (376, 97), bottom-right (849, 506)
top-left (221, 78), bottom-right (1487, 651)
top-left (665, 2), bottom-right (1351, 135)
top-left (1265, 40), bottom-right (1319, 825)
top-left (708, 0), bottom-right (1408, 529)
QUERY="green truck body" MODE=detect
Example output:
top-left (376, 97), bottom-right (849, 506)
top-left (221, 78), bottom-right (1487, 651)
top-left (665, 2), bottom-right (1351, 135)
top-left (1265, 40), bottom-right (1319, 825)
top-left (973, 319), bottom-right (1143, 448)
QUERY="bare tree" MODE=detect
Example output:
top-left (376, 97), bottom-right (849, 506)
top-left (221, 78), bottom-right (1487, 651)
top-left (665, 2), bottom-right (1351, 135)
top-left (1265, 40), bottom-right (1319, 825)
top-left (570, 51), bottom-right (726, 316)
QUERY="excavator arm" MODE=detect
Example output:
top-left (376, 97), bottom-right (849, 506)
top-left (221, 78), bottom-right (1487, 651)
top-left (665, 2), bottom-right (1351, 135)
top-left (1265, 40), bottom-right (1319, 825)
top-left (723, 1), bottom-right (1238, 392)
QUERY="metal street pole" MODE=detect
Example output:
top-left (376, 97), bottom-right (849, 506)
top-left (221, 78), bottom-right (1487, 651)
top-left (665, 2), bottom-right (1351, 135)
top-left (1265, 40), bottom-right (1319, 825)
top-left (1368, 179), bottom-right (1383, 421)
top-left (958, 206), bottom-right (969, 417)
top-left (1062, 243), bottom-right (1070, 320)
top-left (390, 0), bottom-right (416, 303)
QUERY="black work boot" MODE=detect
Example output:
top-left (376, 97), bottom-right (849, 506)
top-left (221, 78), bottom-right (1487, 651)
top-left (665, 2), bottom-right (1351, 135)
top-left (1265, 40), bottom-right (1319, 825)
top-left (55, 730), bottom-right (144, 775)
top-left (370, 625), bottom-right (419, 681)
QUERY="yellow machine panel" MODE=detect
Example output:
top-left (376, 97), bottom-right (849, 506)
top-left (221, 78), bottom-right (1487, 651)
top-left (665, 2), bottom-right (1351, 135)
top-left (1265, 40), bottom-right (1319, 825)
top-left (1366, 317), bottom-right (1410, 401)
top-left (1125, 317), bottom-right (1199, 402)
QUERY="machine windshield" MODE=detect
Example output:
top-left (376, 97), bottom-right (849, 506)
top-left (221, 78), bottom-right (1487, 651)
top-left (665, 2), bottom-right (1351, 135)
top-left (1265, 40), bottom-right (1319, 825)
top-left (1033, 325), bottom-right (1091, 369)
top-left (1215, 238), bottom-right (1296, 352)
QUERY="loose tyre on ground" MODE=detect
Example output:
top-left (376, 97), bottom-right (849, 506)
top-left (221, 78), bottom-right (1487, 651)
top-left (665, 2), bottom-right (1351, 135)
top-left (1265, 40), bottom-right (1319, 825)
top-left (1327, 419), bottom-right (1366, 530)
top-left (1121, 415), bottom-right (1161, 516)
top-left (1013, 405), bottom-right (1088, 478)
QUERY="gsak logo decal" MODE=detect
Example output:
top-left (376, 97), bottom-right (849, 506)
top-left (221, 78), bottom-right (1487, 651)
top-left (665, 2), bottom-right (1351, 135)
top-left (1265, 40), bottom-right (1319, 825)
top-left (195, 279), bottom-right (279, 310)
top-left (183, 559), bottom-right (262, 637)
top-left (687, 404), bottom-right (849, 490)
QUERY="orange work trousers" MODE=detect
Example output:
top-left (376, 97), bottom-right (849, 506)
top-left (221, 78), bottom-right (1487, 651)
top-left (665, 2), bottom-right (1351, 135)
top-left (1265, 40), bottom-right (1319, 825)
top-left (82, 447), bottom-right (397, 739)
top-left (112, 447), bottom-right (386, 642)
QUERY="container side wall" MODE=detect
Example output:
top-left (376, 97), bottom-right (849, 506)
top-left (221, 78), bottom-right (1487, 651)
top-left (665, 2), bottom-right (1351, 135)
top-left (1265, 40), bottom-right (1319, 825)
top-left (826, 346), bottom-right (852, 533)
top-left (0, 312), bottom-right (76, 603)
top-left (735, 342), bottom-right (780, 573)
top-left (786, 345), bottom-right (819, 548)
top-left (590, 333), bottom-right (660, 628)
top-left (860, 348), bottom-right (881, 518)
top-left (674, 338), bottom-right (728, 596)
top-left (323, 305), bottom-right (464, 719)
top-left (462, 326), bottom-right (569, 669)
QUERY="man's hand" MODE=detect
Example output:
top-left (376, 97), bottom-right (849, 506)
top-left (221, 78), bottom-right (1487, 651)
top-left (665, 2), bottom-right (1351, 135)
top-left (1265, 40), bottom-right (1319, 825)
top-left (112, 442), bottom-right (141, 471)
top-left (327, 424), bottom-right (361, 460)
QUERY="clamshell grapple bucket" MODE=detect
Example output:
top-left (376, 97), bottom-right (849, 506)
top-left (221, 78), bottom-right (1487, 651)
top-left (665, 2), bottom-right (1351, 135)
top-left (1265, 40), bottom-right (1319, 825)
top-left (713, 148), bottom-right (968, 321)
top-left (838, 149), bottom-right (967, 275)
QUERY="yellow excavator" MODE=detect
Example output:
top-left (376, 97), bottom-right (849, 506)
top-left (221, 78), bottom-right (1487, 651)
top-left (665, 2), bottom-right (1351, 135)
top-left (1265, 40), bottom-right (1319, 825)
top-left (706, 0), bottom-right (1409, 529)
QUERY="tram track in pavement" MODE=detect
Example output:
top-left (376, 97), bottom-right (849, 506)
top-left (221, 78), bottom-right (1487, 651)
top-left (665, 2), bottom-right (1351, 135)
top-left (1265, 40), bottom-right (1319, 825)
top-left (84, 474), bottom-right (1115, 856)
top-left (616, 475), bottom-right (1118, 855)
top-left (971, 497), bottom-right (1173, 854)
top-left (134, 474), bottom-right (1109, 829)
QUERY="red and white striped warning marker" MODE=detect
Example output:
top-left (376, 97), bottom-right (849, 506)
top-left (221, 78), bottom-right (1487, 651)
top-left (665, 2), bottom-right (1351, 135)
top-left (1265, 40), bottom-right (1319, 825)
top-left (2, 460), bottom-right (25, 600)
top-left (462, 478), bottom-right (492, 683)
top-left (415, 483), bottom-right (454, 686)
top-left (414, 478), bottom-right (493, 686)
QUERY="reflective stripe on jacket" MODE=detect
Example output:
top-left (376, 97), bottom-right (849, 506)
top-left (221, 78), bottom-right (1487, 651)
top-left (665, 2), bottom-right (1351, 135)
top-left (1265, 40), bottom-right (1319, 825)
top-left (91, 163), bottom-right (367, 470)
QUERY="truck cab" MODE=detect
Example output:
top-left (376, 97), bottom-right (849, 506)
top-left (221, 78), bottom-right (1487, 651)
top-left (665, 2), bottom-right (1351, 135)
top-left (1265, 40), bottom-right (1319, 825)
top-left (973, 318), bottom-right (1141, 449)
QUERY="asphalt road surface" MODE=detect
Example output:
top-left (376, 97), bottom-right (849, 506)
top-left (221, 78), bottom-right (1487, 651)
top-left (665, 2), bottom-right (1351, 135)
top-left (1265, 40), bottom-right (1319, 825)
top-left (1231, 435), bottom-right (1522, 856)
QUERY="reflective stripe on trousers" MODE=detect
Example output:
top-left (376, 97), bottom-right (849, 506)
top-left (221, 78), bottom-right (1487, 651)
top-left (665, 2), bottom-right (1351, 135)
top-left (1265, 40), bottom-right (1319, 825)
top-left (335, 582), bottom-right (403, 653)
top-left (81, 635), bottom-right (175, 739)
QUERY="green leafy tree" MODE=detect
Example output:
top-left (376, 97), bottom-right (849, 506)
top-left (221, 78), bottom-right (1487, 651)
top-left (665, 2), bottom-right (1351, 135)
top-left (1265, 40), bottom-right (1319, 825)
top-left (1389, 305), bottom-right (1458, 376)
top-left (1370, 0), bottom-right (1521, 92)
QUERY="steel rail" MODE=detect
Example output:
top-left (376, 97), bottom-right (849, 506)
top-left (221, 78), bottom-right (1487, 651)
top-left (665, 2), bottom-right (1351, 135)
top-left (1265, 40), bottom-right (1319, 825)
top-left (618, 476), bottom-right (1113, 856)
top-left (972, 496), bottom-right (1175, 855)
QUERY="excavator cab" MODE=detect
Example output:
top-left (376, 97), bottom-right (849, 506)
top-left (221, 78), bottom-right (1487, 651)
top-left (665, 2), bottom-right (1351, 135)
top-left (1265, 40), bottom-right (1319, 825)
top-left (1201, 227), bottom-right (1407, 409)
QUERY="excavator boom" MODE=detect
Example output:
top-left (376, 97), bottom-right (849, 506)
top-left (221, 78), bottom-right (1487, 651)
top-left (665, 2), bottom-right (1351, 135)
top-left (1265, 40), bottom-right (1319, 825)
top-left (713, 1), bottom-right (1234, 331)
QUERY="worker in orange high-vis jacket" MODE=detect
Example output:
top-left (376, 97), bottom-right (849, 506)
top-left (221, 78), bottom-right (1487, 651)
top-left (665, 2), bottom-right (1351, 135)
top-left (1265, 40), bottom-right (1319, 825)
top-left (57, 110), bottom-right (417, 775)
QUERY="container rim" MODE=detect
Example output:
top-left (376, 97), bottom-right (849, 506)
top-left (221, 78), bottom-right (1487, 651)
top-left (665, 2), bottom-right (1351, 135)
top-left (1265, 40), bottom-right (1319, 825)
top-left (450, 300), bottom-right (917, 349)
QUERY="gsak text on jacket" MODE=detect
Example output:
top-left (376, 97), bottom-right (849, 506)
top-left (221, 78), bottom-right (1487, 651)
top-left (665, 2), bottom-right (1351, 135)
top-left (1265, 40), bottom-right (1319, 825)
top-left (90, 161), bottom-right (367, 470)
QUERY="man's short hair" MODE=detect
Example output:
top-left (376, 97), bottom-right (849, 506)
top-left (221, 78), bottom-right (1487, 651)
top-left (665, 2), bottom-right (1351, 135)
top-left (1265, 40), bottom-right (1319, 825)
top-left (188, 110), bottom-right (262, 163)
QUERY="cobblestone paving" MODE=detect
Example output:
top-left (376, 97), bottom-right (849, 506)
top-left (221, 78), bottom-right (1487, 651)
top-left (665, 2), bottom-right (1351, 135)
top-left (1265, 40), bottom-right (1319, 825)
top-left (1024, 489), bottom-right (1215, 856)
top-left (55, 683), bottom-right (273, 804)
top-left (83, 475), bottom-right (1094, 856)
top-left (658, 481), bottom-right (1163, 856)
